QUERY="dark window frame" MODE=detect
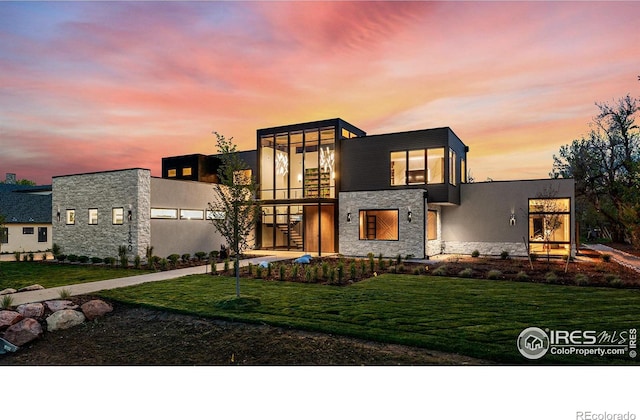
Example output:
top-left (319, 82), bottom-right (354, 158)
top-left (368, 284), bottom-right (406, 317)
top-left (358, 209), bottom-right (400, 241)
top-left (23, 227), bottom-right (34, 235)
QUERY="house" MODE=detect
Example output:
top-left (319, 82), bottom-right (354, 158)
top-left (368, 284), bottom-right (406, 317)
top-left (0, 173), bottom-right (52, 256)
top-left (50, 118), bottom-right (575, 260)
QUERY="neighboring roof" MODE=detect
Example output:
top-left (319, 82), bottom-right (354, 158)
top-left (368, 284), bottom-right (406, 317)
top-left (0, 184), bottom-right (52, 224)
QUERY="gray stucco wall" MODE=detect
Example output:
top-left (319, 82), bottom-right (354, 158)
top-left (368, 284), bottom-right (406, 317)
top-left (439, 179), bottom-right (575, 256)
top-left (338, 189), bottom-right (427, 258)
top-left (150, 178), bottom-right (230, 258)
top-left (52, 169), bottom-right (151, 259)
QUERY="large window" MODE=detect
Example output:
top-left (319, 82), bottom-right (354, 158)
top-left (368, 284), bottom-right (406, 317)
top-left (38, 227), bottom-right (47, 243)
top-left (449, 148), bottom-right (457, 186)
top-left (358, 210), bottom-right (399, 241)
top-left (528, 198), bottom-right (571, 255)
top-left (1, 228), bottom-right (7, 244)
top-left (89, 209), bottom-right (98, 225)
top-left (112, 208), bottom-right (124, 225)
top-left (391, 148), bottom-right (444, 186)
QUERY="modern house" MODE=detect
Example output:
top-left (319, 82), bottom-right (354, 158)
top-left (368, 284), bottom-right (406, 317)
top-left (0, 173), bottom-right (53, 256)
top-left (50, 118), bottom-right (575, 260)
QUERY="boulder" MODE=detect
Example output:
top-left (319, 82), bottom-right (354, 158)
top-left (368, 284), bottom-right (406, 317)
top-left (0, 288), bottom-right (17, 295)
top-left (45, 300), bottom-right (79, 313)
top-left (16, 303), bottom-right (45, 319)
top-left (0, 310), bottom-right (24, 331)
top-left (17, 284), bottom-right (45, 292)
top-left (81, 299), bottom-right (113, 321)
top-left (46, 309), bottom-right (85, 331)
top-left (3, 318), bottom-right (43, 346)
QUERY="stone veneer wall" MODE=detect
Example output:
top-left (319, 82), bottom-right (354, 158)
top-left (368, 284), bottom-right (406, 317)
top-left (338, 189), bottom-right (427, 258)
top-left (52, 169), bottom-right (151, 259)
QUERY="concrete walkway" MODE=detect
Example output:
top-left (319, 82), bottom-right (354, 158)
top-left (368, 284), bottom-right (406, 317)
top-left (584, 244), bottom-right (640, 274)
top-left (7, 255), bottom-right (290, 306)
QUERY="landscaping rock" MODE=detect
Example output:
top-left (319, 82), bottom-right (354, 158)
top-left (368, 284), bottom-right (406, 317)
top-left (3, 318), bottom-right (43, 346)
top-left (80, 299), bottom-right (113, 321)
top-left (45, 300), bottom-right (79, 313)
top-left (46, 310), bottom-right (85, 331)
top-left (0, 310), bottom-right (23, 331)
top-left (16, 303), bottom-right (45, 319)
top-left (0, 288), bottom-right (17, 295)
top-left (17, 284), bottom-right (45, 292)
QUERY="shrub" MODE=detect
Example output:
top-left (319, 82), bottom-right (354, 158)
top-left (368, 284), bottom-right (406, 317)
top-left (412, 267), bottom-right (423, 275)
top-left (377, 253), bottom-right (384, 268)
top-left (91, 257), bottom-right (103, 264)
top-left (195, 251), bottom-right (207, 261)
top-left (379, 258), bottom-right (387, 271)
top-left (515, 271), bottom-right (529, 281)
top-left (487, 269), bottom-right (502, 280)
top-left (305, 267), bottom-right (312, 283)
top-left (359, 259), bottom-right (366, 276)
top-left (118, 245), bottom-right (128, 268)
top-left (67, 254), bottom-right (79, 263)
top-left (458, 268), bottom-right (473, 278)
top-left (51, 243), bottom-right (61, 257)
top-left (209, 250), bottom-right (219, 261)
top-left (471, 250), bottom-right (480, 258)
top-left (267, 263), bottom-right (272, 278)
top-left (56, 254), bottom-right (67, 262)
top-left (322, 262), bottom-right (330, 279)
top-left (279, 264), bottom-right (285, 281)
top-left (159, 258), bottom-right (169, 271)
top-left (432, 265), bottom-right (448, 276)
top-left (395, 254), bottom-right (402, 265)
top-left (545, 271), bottom-right (559, 283)
top-left (224, 259), bottom-right (230, 273)
top-left (181, 253), bottom-right (191, 263)
top-left (292, 264), bottom-right (299, 280)
top-left (133, 255), bottom-right (141, 269)
top-left (500, 250), bottom-right (510, 260)
top-left (167, 254), bottom-right (180, 267)
top-left (256, 265), bottom-right (263, 279)
top-left (605, 274), bottom-right (622, 287)
top-left (211, 259), bottom-right (218, 274)
top-left (575, 273), bottom-right (589, 286)
top-left (349, 262), bottom-right (357, 280)
top-left (22, 254), bottom-right (28, 262)
top-left (330, 267), bottom-right (336, 284)
top-left (368, 254), bottom-right (375, 272)
top-left (601, 254), bottom-right (611, 262)
top-left (103, 257), bottom-right (115, 267)
top-left (313, 265), bottom-right (319, 282)
top-left (14, 252), bottom-right (21, 262)
top-left (58, 288), bottom-right (71, 299)
top-left (1, 295), bottom-right (14, 310)
top-left (396, 264), bottom-right (405, 273)
top-left (78, 255), bottom-right (90, 264)
top-left (247, 263), bottom-right (254, 277)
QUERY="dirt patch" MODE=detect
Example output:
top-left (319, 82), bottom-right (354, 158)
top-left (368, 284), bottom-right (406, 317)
top-left (1, 297), bottom-right (488, 366)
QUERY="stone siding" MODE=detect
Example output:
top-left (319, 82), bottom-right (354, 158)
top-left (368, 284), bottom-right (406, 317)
top-left (52, 169), bottom-right (151, 259)
top-left (338, 189), bottom-right (426, 258)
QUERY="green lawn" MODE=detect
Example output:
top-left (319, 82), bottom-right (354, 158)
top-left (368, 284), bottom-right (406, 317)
top-left (0, 261), bottom-right (152, 290)
top-left (98, 273), bottom-right (640, 364)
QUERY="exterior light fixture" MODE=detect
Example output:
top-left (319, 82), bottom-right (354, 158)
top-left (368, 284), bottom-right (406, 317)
top-left (509, 213), bottom-right (516, 226)
top-left (56, 207), bottom-right (61, 222)
top-left (408, 207), bottom-right (412, 222)
top-left (128, 204), bottom-right (133, 222)
top-left (347, 212), bottom-right (351, 222)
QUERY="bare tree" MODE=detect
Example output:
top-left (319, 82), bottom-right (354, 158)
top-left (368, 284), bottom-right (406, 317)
top-left (208, 132), bottom-right (260, 298)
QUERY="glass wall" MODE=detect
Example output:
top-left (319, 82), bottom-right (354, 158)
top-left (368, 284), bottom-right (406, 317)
top-left (390, 148), bottom-right (445, 186)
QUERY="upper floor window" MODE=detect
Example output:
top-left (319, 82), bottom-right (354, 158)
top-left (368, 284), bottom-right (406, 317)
top-left (167, 169), bottom-right (177, 177)
top-left (182, 167), bottom-right (193, 176)
top-left (391, 148), bottom-right (444, 186)
top-left (449, 148), bottom-right (457, 186)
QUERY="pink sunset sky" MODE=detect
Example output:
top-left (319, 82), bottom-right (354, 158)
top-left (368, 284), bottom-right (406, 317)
top-left (1, 1), bottom-right (638, 185)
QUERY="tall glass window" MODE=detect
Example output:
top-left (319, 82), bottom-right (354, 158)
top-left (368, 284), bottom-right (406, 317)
top-left (275, 133), bottom-right (289, 199)
top-left (428, 148), bottom-right (445, 184)
top-left (449, 148), bottom-right (457, 186)
top-left (408, 150), bottom-right (425, 185)
top-left (528, 198), bottom-right (571, 255)
top-left (390, 151), bottom-right (406, 186)
top-left (260, 135), bottom-right (275, 200)
top-left (290, 131), bottom-right (303, 199)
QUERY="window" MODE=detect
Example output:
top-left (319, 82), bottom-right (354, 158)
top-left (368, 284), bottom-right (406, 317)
top-left (461, 158), bottom-right (467, 183)
top-left (449, 148), bottom-right (457, 186)
top-left (23, 227), bottom-right (34, 235)
top-left (180, 209), bottom-right (204, 220)
top-left (427, 210), bottom-right (438, 240)
top-left (88, 209), bottom-right (98, 225)
top-left (1, 228), bottom-right (8, 244)
top-left (206, 210), bottom-right (226, 220)
top-left (38, 227), bottom-right (47, 243)
top-left (167, 169), bottom-right (177, 177)
top-left (151, 208), bottom-right (178, 219)
top-left (112, 208), bottom-right (124, 225)
top-left (182, 167), bottom-right (192, 176)
top-left (358, 210), bottom-right (399, 241)
top-left (528, 198), bottom-right (571, 255)
top-left (427, 148), bottom-right (444, 184)
top-left (391, 148), bottom-right (444, 186)
top-left (66, 209), bottom-right (76, 225)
